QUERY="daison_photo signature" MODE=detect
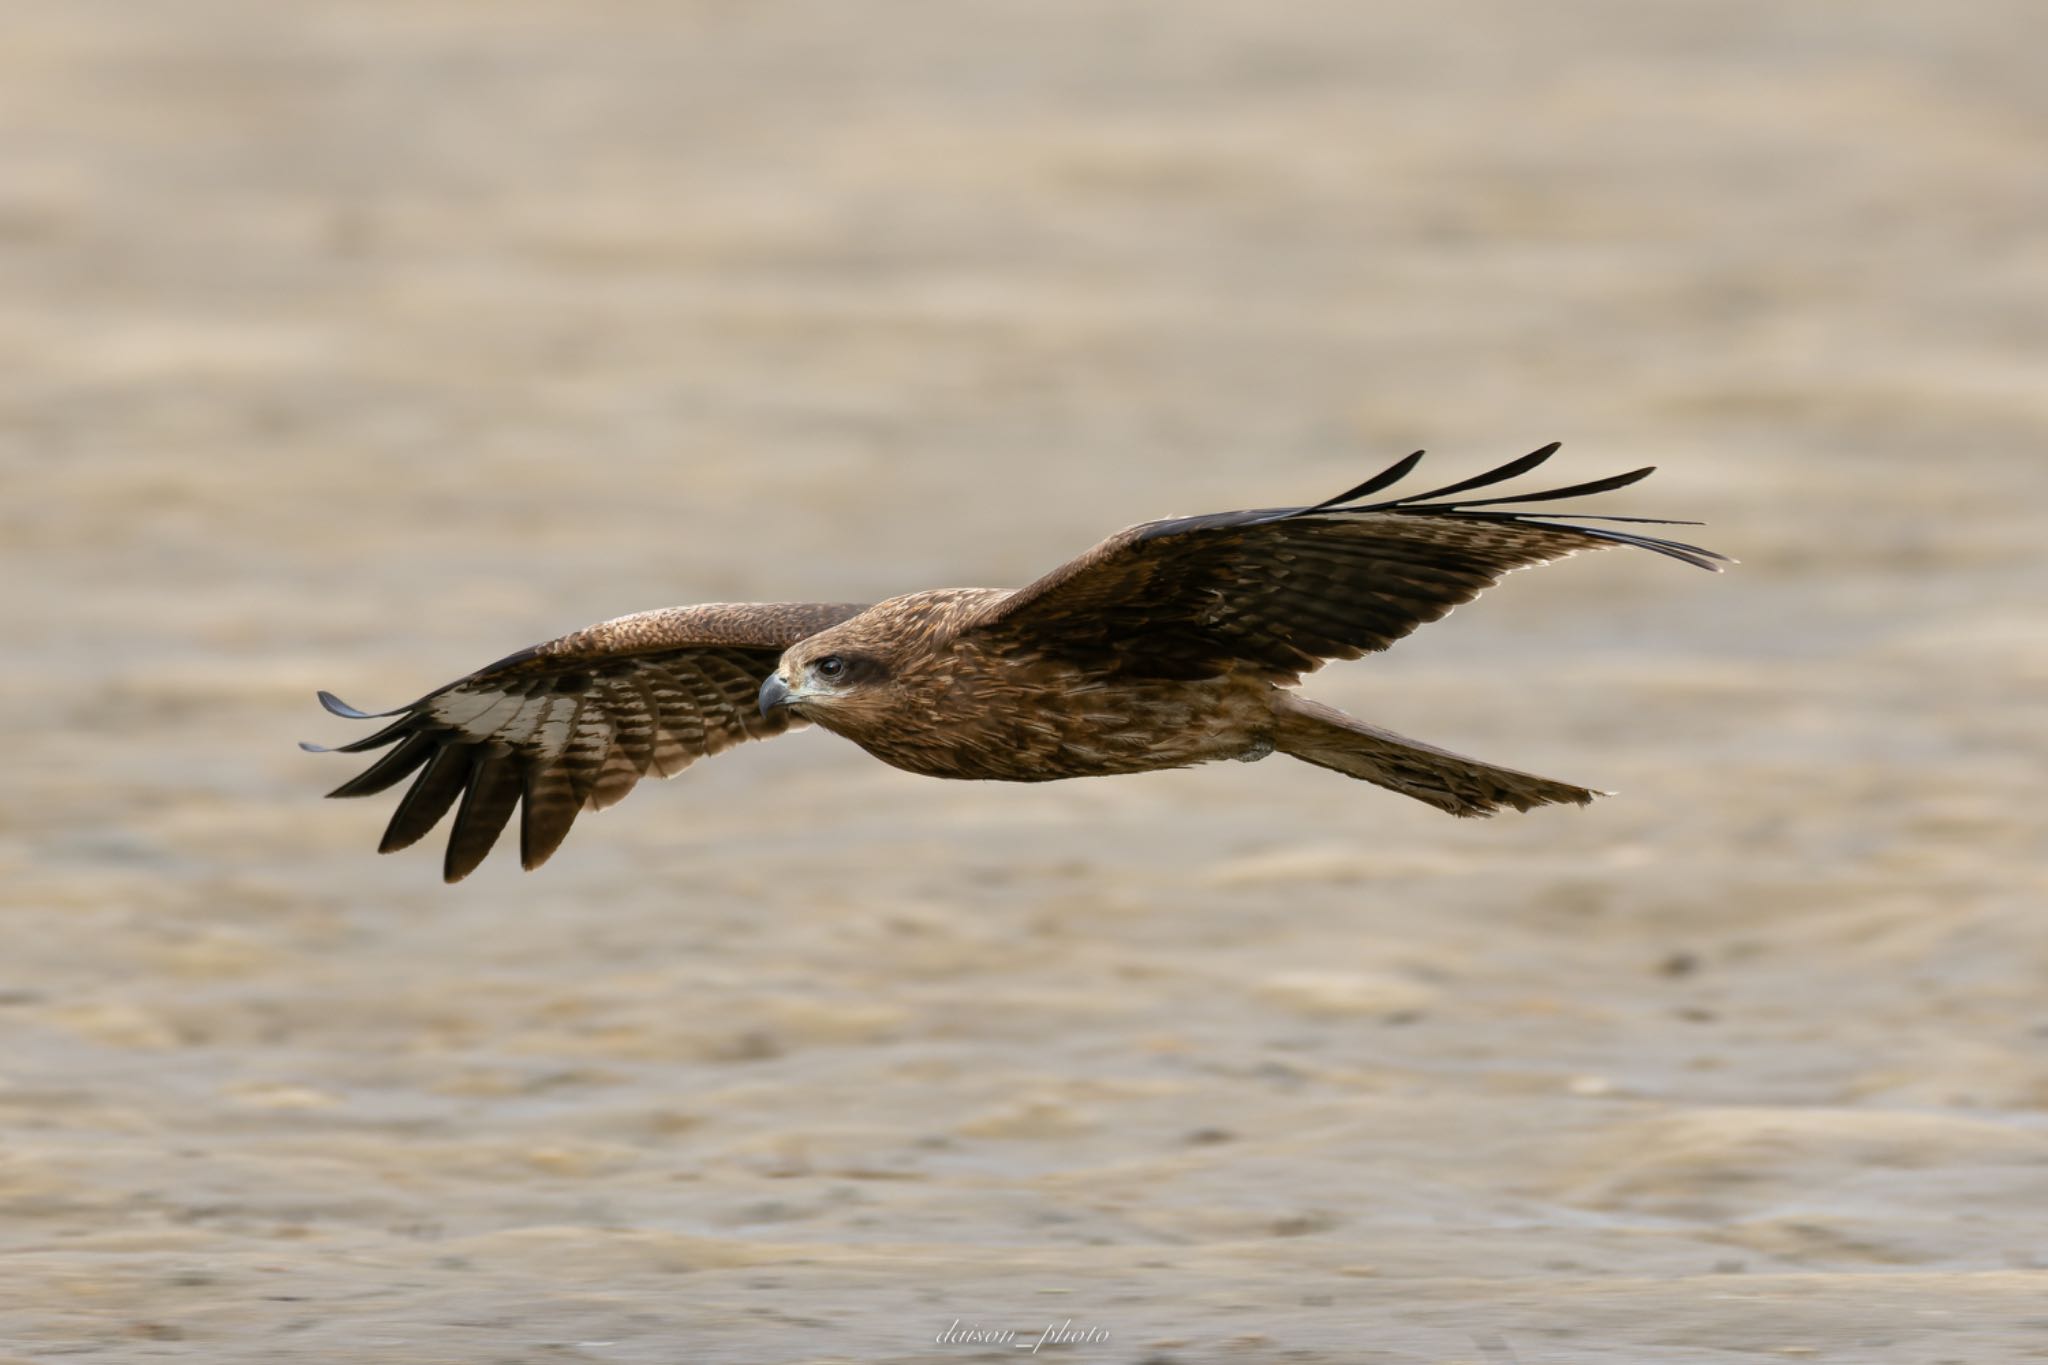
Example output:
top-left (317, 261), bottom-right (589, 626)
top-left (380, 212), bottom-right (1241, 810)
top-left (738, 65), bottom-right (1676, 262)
top-left (937, 1319), bottom-right (1113, 1352)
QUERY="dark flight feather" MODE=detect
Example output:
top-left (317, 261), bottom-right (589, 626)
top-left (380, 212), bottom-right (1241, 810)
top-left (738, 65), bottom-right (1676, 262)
top-left (444, 746), bottom-right (523, 883)
top-left (323, 731), bottom-right (434, 798)
top-left (1365, 442), bottom-right (1563, 505)
top-left (1302, 450), bottom-right (1427, 510)
top-left (380, 743), bottom-right (473, 855)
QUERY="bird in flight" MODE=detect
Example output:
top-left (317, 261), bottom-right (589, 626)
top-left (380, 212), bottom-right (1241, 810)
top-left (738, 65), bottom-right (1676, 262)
top-left (307, 445), bottom-right (1725, 881)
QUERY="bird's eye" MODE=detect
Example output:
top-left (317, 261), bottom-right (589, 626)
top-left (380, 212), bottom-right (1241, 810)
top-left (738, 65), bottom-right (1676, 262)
top-left (814, 656), bottom-right (847, 681)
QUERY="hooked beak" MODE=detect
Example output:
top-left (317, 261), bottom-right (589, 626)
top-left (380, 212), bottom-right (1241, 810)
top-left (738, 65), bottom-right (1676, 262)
top-left (757, 672), bottom-right (794, 718)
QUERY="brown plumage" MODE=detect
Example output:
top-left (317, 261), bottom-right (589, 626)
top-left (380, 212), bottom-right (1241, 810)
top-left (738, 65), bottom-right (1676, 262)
top-left (307, 445), bottom-right (1726, 880)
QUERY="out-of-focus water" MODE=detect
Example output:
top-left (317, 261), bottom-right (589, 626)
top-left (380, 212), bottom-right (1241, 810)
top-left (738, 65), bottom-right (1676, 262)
top-left (4, 2), bottom-right (2047, 1360)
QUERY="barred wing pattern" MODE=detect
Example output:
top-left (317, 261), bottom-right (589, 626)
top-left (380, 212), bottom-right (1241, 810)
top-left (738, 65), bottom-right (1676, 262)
top-left (304, 602), bottom-right (866, 881)
top-left (967, 444), bottom-right (1726, 682)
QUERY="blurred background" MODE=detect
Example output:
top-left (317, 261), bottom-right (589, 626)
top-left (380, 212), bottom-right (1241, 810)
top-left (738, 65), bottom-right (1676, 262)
top-left (4, 2), bottom-right (2046, 1361)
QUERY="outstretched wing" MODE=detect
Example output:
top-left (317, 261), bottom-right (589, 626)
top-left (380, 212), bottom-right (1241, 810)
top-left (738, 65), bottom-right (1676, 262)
top-left (304, 601), bottom-right (866, 881)
top-left (964, 444), bottom-right (1726, 682)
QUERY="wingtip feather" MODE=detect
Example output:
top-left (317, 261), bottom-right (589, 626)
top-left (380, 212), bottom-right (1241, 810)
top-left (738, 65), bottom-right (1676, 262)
top-left (318, 688), bottom-right (413, 720)
top-left (318, 689), bottom-right (372, 718)
top-left (1305, 450), bottom-right (1427, 511)
top-left (1377, 443), bottom-right (1564, 506)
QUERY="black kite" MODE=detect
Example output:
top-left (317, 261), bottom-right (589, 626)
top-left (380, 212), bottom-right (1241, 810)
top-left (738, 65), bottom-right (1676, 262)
top-left (307, 445), bottom-right (1725, 880)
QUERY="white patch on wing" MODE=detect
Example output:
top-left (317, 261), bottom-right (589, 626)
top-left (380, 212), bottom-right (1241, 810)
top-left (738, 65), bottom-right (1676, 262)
top-left (450, 690), bottom-right (525, 742)
top-left (429, 688), bottom-right (508, 730)
top-left (498, 694), bottom-right (555, 745)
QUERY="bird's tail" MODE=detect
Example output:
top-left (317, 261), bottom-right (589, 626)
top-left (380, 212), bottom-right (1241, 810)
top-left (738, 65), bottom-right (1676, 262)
top-left (1271, 695), bottom-right (1602, 817)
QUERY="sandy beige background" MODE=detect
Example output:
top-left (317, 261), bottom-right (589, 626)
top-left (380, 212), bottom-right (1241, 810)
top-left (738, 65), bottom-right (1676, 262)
top-left (5, 2), bottom-right (2047, 1361)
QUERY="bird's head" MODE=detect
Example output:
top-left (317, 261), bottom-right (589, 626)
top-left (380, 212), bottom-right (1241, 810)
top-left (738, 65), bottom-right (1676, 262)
top-left (759, 590), bottom-right (986, 739)
top-left (758, 630), bottom-right (897, 732)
